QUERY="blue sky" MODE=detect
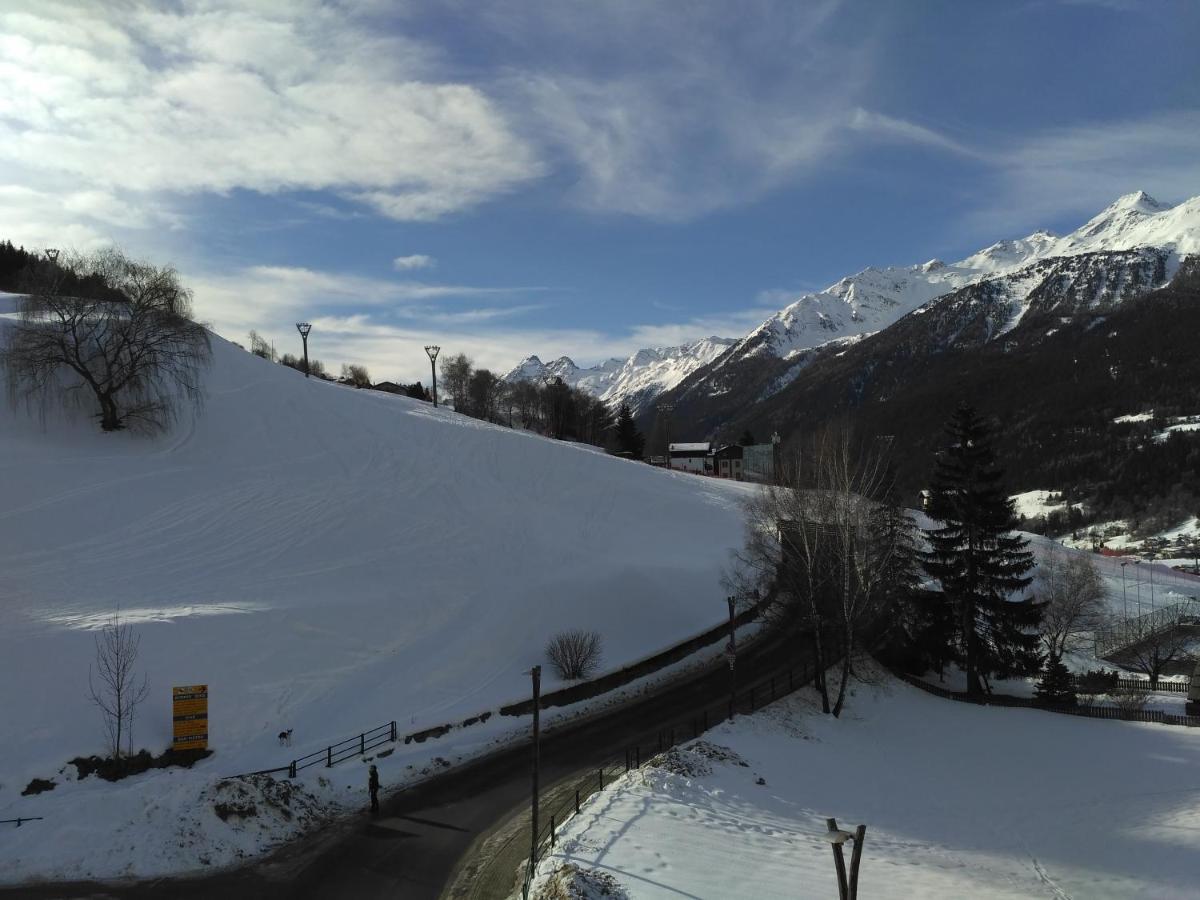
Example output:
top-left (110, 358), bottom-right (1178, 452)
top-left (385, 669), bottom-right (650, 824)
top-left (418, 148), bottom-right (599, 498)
top-left (2, 0), bottom-right (1198, 382)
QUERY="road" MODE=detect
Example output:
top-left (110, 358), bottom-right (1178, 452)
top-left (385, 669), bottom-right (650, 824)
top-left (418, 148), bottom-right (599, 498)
top-left (10, 628), bottom-right (807, 900)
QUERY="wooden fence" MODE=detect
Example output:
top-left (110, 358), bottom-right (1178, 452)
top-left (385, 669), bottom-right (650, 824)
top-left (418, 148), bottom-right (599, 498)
top-left (894, 671), bottom-right (1200, 727)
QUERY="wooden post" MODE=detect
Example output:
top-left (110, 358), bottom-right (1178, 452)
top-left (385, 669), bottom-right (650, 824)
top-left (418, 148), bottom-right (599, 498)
top-left (848, 824), bottom-right (867, 900)
top-left (390, 721), bottom-right (397, 742)
top-left (598, 768), bottom-right (603, 790)
top-left (360, 733), bottom-right (365, 755)
top-left (575, 789), bottom-right (580, 814)
top-left (326, 746), bottom-right (332, 768)
top-left (289, 760), bottom-right (297, 779)
top-left (827, 817), bottom-right (849, 900)
top-left (550, 814), bottom-right (556, 847)
top-left (525, 665), bottom-right (542, 900)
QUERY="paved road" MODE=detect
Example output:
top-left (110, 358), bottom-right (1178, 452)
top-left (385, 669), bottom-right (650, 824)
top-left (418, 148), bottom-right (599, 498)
top-left (10, 629), bottom-right (806, 900)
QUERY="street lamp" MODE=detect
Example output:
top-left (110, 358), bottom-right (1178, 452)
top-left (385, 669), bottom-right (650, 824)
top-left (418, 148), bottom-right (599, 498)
top-left (424, 345), bottom-right (440, 407)
top-left (726, 596), bottom-right (738, 720)
top-left (295, 322), bottom-right (312, 378)
top-left (658, 401), bottom-right (674, 470)
top-left (1120, 562), bottom-right (1128, 622)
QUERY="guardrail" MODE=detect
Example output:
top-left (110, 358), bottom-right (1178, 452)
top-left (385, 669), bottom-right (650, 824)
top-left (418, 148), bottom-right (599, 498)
top-left (1094, 598), bottom-right (1200, 659)
top-left (1, 817), bottom-right (43, 827)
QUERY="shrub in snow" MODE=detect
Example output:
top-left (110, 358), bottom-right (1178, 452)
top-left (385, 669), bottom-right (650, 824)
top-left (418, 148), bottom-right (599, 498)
top-left (546, 629), bottom-right (603, 680)
top-left (1109, 688), bottom-right (1149, 714)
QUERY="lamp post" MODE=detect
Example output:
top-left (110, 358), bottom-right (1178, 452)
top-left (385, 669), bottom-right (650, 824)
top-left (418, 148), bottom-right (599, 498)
top-left (726, 596), bottom-right (737, 720)
top-left (523, 665), bottom-right (542, 900)
top-left (424, 345), bottom-right (440, 407)
top-left (658, 401), bottom-right (674, 469)
top-left (1120, 562), bottom-right (1128, 622)
top-left (295, 322), bottom-right (312, 377)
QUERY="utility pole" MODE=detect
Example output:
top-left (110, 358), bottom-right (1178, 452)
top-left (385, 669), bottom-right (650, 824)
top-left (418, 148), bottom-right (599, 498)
top-left (726, 596), bottom-right (737, 720)
top-left (295, 323), bottom-right (312, 377)
top-left (658, 401), bottom-right (674, 469)
top-left (523, 665), bottom-right (542, 900)
top-left (424, 345), bottom-right (440, 407)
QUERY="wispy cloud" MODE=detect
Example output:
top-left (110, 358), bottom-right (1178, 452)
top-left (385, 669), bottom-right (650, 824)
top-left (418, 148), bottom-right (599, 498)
top-left (0, 0), bottom-right (543, 245)
top-left (392, 254), bottom-right (436, 271)
top-left (962, 109), bottom-right (1200, 237)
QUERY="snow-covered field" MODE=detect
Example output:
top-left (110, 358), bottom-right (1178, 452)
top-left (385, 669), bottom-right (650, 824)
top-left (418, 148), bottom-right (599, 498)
top-left (532, 670), bottom-right (1200, 899)
top-left (0, 299), bottom-right (756, 883)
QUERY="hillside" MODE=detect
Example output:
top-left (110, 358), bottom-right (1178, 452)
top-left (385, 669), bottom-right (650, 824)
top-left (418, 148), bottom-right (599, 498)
top-left (720, 259), bottom-right (1200, 530)
top-left (0, 297), bottom-right (754, 881)
top-left (645, 191), bottom-right (1200, 441)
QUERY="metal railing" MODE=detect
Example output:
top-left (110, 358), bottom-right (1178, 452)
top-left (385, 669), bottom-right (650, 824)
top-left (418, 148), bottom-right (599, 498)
top-left (1094, 598), bottom-right (1200, 659)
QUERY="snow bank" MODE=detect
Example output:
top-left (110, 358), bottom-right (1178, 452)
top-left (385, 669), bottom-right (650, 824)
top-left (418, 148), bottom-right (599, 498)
top-left (533, 671), bottom-right (1200, 899)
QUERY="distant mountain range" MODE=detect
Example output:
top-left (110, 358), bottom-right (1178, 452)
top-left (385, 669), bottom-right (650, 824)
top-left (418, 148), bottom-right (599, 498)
top-left (503, 336), bottom-right (736, 413)
top-left (507, 191), bottom-right (1198, 427)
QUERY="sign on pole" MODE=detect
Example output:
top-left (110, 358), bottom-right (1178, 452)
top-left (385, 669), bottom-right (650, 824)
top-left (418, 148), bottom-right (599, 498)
top-left (172, 685), bottom-right (208, 751)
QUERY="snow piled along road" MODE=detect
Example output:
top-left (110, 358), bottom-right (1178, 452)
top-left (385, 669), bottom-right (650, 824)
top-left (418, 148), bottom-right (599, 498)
top-left (533, 670), bottom-right (1200, 900)
top-left (0, 312), bottom-right (754, 883)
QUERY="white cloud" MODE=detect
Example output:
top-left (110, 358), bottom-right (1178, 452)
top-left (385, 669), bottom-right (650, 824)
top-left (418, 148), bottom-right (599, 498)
top-left (0, 0), bottom-right (542, 240)
top-left (392, 254), bottom-right (436, 271)
top-left (964, 109), bottom-right (1200, 237)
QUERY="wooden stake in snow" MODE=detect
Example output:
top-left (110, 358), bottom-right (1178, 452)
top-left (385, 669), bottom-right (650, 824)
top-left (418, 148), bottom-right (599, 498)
top-left (826, 817), bottom-right (867, 900)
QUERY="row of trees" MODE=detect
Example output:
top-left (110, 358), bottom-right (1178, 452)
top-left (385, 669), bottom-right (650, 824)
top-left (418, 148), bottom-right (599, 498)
top-left (729, 404), bottom-right (1133, 716)
top-left (437, 351), bottom-right (645, 451)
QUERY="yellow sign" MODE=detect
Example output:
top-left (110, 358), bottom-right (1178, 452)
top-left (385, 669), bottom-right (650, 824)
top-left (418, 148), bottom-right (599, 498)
top-left (172, 684), bottom-right (208, 751)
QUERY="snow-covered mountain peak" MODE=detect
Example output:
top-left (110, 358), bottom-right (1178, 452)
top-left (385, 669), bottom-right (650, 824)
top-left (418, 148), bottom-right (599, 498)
top-left (504, 335), bottom-right (737, 412)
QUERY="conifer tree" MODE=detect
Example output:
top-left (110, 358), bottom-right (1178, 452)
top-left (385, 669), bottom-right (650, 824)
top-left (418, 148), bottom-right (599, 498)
top-left (613, 402), bottom-right (645, 459)
top-left (922, 403), bottom-right (1041, 696)
top-left (1035, 654), bottom-right (1076, 706)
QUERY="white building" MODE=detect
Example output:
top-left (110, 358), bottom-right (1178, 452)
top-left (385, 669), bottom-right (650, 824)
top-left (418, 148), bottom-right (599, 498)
top-left (668, 442), bottom-right (711, 474)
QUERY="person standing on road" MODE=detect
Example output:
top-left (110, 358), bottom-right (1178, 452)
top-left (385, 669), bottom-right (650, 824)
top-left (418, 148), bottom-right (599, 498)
top-left (368, 764), bottom-right (380, 815)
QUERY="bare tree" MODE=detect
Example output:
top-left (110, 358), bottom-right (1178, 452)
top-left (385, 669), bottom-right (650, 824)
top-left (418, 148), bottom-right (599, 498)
top-left (340, 362), bottom-right (371, 388)
top-left (545, 629), bottom-right (603, 680)
top-left (439, 352), bottom-right (473, 410)
top-left (88, 614), bottom-right (150, 761)
top-left (1123, 627), bottom-right (1195, 691)
top-left (726, 426), bottom-right (896, 716)
top-left (1038, 546), bottom-right (1106, 659)
top-left (247, 330), bottom-right (275, 362)
top-left (4, 248), bottom-right (211, 432)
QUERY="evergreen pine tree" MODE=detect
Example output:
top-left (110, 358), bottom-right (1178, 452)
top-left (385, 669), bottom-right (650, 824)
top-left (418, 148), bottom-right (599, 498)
top-left (921, 403), bottom-right (1041, 696)
top-left (1035, 654), bottom-right (1076, 707)
top-left (878, 500), bottom-right (955, 674)
top-left (613, 402), bottom-right (645, 459)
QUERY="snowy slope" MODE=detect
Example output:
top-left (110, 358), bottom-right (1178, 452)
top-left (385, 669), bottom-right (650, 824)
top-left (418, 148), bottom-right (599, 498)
top-left (0, 308), bottom-right (756, 880)
top-left (504, 336), bottom-right (736, 412)
top-left (724, 190), bottom-right (1199, 366)
top-left (532, 669), bottom-right (1200, 899)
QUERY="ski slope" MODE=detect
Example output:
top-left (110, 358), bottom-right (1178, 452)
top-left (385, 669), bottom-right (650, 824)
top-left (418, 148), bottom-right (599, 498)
top-left (532, 668), bottom-right (1200, 899)
top-left (0, 298), bottom-right (755, 880)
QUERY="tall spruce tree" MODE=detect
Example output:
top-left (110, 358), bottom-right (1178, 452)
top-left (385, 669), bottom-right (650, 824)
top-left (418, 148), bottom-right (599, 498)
top-left (613, 402), bottom-right (645, 459)
top-left (921, 404), bottom-right (1041, 696)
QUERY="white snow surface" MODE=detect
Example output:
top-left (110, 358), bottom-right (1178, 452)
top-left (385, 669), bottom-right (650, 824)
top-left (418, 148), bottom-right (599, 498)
top-left (504, 336), bottom-right (737, 413)
top-left (533, 670), bottom-right (1200, 899)
top-left (0, 317), bottom-right (758, 882)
